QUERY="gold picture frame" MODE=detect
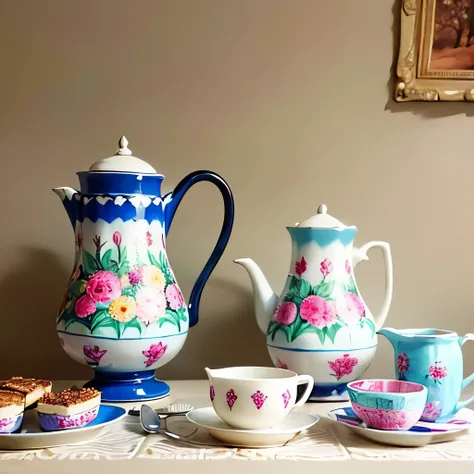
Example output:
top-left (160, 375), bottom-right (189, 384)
top-left (396, 0), bottom-right (474, 101)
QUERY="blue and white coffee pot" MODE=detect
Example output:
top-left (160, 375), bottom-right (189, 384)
top-left (53, 136), bottom-right (234, 402)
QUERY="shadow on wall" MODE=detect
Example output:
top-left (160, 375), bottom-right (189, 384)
top-left (0, 248), bottom-right (91, 380)
top-left (385, 0), bottom-right (474, 117)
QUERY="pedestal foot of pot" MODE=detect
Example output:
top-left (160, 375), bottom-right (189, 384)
top-left (84, 370), bottom-right (170, 402)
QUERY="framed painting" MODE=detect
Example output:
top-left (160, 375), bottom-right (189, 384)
top-left (396, 0), bottom-right (474, 101)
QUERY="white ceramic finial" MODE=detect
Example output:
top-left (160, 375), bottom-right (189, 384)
top-left (116, 136), bottom-right (132, 156)
top-left (317, 204), bottom-right (328, 214)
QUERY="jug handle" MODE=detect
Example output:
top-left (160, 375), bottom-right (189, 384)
top-left (454, 333), bottom-right (474, 412)
top-left (352, 241), bottom-right (393, 331)
top-left (163, 170), bottom-right (235, 327)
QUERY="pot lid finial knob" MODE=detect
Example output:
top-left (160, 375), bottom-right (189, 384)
top-left (317, 204), bottom-right (328, 215)
top-left (116, 135), bottom-right (132, 156)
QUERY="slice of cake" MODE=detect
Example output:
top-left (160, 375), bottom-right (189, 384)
top-left (0, 377), bottom-right (52, 407)
top-left (37, 388), bottom-right (101, 431)
top-left (0, 390), bottom-right (25, 433)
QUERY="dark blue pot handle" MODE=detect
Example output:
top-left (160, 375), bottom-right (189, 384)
top-left (163, 170), bottom-right (234, 327)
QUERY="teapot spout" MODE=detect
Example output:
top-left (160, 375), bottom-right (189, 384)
top-left (234, 258), bottom-right (279, 334)
top-left (52, 187), bottom-right (81, 230)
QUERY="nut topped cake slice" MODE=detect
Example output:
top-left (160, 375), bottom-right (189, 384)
top-left (0, 377), bottom-right (52, 407)
top-left (0, 390), bottom-right (25, 434)
top-left (37, 388), bottom-right (101, 431)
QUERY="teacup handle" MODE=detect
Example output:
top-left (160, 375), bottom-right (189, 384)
top-left (293, 375), bottom-right (314, 408)
top-left (454, 333), bottom-right (474, 413)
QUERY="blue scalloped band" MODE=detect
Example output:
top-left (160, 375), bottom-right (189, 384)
top-left (77, 171), bottom-right (164, 196)
top-left (287, 227), bottom-right (357, 247)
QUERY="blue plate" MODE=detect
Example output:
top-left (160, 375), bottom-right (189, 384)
top-left (0, 404), bottom-right (127, 450)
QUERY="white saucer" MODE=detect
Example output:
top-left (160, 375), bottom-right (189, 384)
top-left (186, 407), bottom-right (319, 448)
top-left (0, 404), bottom-right (126, 450)
top-left (328, 407), bottom-right (472, 447)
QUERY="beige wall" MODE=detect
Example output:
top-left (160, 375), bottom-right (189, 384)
top-left (1, 0), bottom-right (473, 382)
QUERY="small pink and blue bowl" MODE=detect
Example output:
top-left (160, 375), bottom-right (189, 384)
top-left (346, 379), bottom-right (428, 431)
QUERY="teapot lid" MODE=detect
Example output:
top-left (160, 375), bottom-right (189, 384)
top-left (295, 204), bottom-right (354, 229)
top-left (88, 136), bottom-right (158, 174)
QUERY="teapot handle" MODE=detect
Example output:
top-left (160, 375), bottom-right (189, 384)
top-left (164, 170), bottom-right (235, 327)
top-left (454, 334), bottom-right (474, 413)
top-left (352, 241), bottom-right (393, 331)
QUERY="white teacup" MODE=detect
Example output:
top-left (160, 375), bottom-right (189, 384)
top-left (205, 366), bottom-right (314, 430)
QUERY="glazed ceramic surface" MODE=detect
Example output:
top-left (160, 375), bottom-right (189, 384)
top-left (347, 379), bottom-right (427, 430)
top-left (205, 366), bottom-right (313, 430)
top-left (329, 406), bottom-right (471, 447)
top-left (235, 204), bottom-right (393, 401)
top-left (38, 406), bottom-right (99, 431)
top-left (53, 137), bottom-right (234, 402)
top-left (0, 405), bottom-right (126, 450)
top-left (0, 413), bottom-right (23, 434)
top-left (378, 328), bottom-right (474, 422)
top-left (186, 407), bottom-right (319, 448)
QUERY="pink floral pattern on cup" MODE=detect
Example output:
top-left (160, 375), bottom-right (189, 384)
top-left (226, 389), bottom-right (237, 410)
top-left (251, 391), bottom-right (268, 410)
top-left (351, 402), bottom-right (408, 430)
top-left (320, 258), bottom-right (333, 277)
top-left (328, 354), bottom-right (358, 380)
top-left (210, 385), bottom-right (215, 401)
top-left (282, 389), bottom-right (291, 409)
top-left (142, 342), bottom-right (167, 367)
top-left (427, 361), bottom-right (448, 384)
top-left (300, 295), bottom-right (336, 327)
top-left (273, 302), bottom-right (297, 326)
top-left (422, 401), bottom-right (442, 421)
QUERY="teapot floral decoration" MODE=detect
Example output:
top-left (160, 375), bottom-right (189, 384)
top-left (53, 136), bottom-right (234, 402)
top-left (235, 205), bottom-right (393, 401)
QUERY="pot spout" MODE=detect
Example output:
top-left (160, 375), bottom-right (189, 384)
top-left (52, 187), bottom-right (81, 230)
top-left (234, 258), bottom-right (278, 334)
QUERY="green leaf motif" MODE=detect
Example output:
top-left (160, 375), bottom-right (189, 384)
top-left (121, 285), bottom-right (139, 298)
top-left (347, 275), bottom-right (358, 295)
top-left (90, 309), bottom-right (112, 333)
top-left (101, 249), bottom-right (113, 271)
top-left (82, 250), bottom-right (99, 275)
top-left (69, 280), bottom-right (87, 297)
top-left (313, 279), bottom-right (336, 300)
top-left (177, 307), bottom-right (188, 322)
top-left (363, 317), bottom-right (376, 337)
top-left (286, 276), bottom-right (311, 301)
top-left (158, 315), bottom-right (179, 330)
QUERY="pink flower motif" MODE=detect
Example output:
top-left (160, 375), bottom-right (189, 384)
top-left (142, 342), bottom-right (168, 367)
top-left (146, 231), bottom-right (153, 246)
top-left (136, 287), bottom-right (166, 325)
top-left (300, 295), bottom-right (336, 328)
top-left (398, 352), bottom-right (409, 373)
top-left (166, 284), bottom-right (185, 311)
top-left (282, 389), bottom-right (291, 408)
top-left (295, 257), bottom-right (307, 276)
top-left (277, 358), bottom-right (288, 369)
top-left (128, 267), bottom-right (143, 285)
top-left (0, 417), bottom-right (16, 430)
top-left (422, 401), bottom-right (442, 421)
top-left (113, 231), bottom-right (122, 246)
top-left (210, 386), bottom-right (215, 401)
top-left (273, 302), bottom-right (297, 326)
top-left (328, 354), bottom-right (358, 380)
top-left (427, 361), bottom-right (448, 382)
top-left (83, 345), bottom-right (107, 365)
top-left (352, 402), bottom-right (407, 430)
top-left (226, 389), bottom-right (237, 410)
top-left (344, 291), bottom-right (365, 318)
top-left (75, 295), bottom-right (96, 318)
top-left (345, 259), bottom-right (351, 274)
top-left (86, 271), bottom-right (121, 303)
top-left (320, 258), bottom-right (333, 277)
top-left (251, 390), bottom-right (267, 410)
top-left (57, 408), bottom-right (98, 429)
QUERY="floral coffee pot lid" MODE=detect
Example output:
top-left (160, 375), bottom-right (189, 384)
top-left (294, 204), bottom-right (356, 229)
top-left (88, 136), bottom-right (159, 174)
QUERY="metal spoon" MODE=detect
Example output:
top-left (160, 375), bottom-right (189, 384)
top-left (140, 404), bottom-right (162, 434)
